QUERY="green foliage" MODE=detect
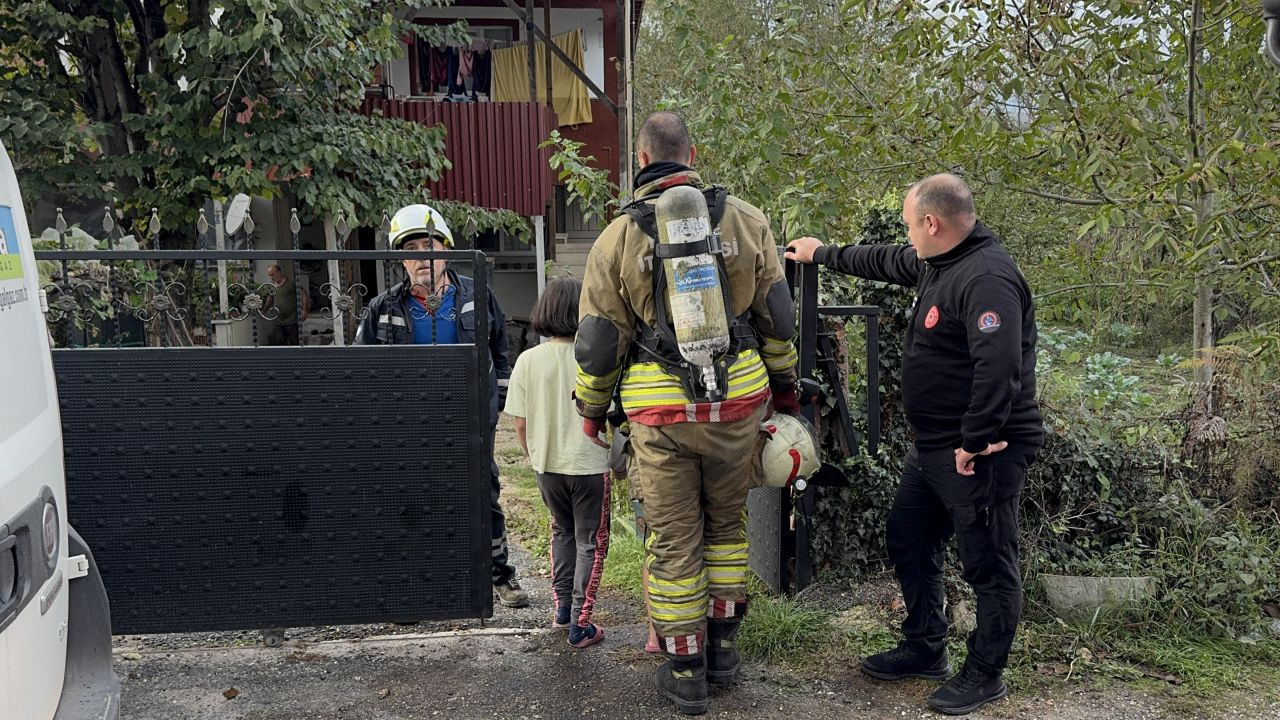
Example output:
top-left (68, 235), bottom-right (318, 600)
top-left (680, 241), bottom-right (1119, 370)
top-left (809, 201), bottom-right (915, 576)
top-left (0, 1), bottom-right (512, 238)
top-left (541, 130), bottom-right (620, 226)
top-left (435, 201), bottom-right (531, 246)
top-left (637, 0), bottom-right (1280, 365)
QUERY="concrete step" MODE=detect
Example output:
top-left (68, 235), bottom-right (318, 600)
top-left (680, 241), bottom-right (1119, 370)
top-left (550, 243), bottom-right (592, 277)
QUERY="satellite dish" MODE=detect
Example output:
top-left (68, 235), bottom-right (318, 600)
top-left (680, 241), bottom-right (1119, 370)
top-left (224, 194), bottom-right (252, 235)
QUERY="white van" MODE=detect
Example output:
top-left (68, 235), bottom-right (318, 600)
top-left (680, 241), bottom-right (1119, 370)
top-left (0, 141), bottom-right (119, 719)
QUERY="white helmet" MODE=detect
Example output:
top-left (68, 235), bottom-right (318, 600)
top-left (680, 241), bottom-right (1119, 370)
top-left (760, 414), bottom-right (821, 489)
top-left (389, 203), bottom-right (454, 249)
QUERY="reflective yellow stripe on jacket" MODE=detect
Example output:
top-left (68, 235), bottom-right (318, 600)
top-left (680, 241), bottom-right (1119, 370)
top-left (759, 336), bottom-right (799, 375)
top-left (618, 348), bottom-right (770, 413)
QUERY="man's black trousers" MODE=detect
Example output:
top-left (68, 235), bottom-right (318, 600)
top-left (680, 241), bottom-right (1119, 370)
top-left (886, 443), bottom-right (1039, 674)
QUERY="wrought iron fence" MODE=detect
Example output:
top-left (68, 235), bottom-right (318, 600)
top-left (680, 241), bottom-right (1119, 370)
top-left (35, 204), bottom-right (502, 630)
top-left (32, 205), bottom-right (485, 350)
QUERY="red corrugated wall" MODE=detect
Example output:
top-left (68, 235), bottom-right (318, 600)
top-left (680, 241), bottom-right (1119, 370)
top-left (360, 99), bottom-right (556, 217)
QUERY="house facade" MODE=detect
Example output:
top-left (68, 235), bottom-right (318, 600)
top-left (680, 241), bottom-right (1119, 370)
top-left (355, 0), bottom-right (644, 340)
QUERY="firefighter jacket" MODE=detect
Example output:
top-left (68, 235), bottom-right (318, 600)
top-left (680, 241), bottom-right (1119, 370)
top-left (574, 169), bottom-right (798, 425)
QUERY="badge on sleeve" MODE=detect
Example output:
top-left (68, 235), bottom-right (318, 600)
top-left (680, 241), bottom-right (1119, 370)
top-left (977, 311), bottom-right (1002, 333)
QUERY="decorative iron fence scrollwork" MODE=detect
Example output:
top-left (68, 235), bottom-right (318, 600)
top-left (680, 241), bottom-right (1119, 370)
top-left (227, 282), bottom-right (280, 321)
top-left (130, 280), bottom-right (188, 323)
top-left (321, 282), bottom-right (370, 321)
top-left (36, 202), bottom-right (490, 348)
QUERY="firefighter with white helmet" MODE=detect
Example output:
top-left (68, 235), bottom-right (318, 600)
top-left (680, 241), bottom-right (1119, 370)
top-left (356, 202), bottom-right (529, 609)
top-left (575, 112), bottom-right (801, 715)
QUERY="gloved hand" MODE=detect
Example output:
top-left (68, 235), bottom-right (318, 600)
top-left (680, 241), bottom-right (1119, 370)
top-left (583, 416), bottom-right (609, 448)
top-left (771, 383), bottom-right (802, 416)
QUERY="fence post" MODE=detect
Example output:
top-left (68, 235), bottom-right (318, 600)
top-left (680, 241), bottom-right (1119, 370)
top-left (323, 213), bottom-right (346, 346)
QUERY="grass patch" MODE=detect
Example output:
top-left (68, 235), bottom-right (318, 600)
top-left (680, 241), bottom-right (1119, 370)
top-left (1008, 618), bottom-right (1280, 699)
top-left (1113, 631), bottom-right (1280, 696)
top-left (497, 452), bottom-right (550, 560)
top-left (601, 524), bottom-right (645, 600)
top-left (738, 581), bottom-right (832, 664)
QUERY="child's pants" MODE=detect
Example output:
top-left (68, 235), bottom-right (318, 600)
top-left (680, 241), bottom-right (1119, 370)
top-left (535, 472), bottom-right (611, 627)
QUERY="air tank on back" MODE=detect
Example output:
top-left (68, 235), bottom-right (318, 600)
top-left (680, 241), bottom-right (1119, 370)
top-left (654, 185), bottom-right (731, 401)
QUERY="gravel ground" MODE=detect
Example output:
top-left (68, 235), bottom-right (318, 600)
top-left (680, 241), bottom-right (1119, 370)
top-left (114, 543), bottom-right (1278, 720)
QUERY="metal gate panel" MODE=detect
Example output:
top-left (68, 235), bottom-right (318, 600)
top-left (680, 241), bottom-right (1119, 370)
top-left (747, 487), bottom-right (792, 595)
top-left (55, 346), bottom-right (492, 634)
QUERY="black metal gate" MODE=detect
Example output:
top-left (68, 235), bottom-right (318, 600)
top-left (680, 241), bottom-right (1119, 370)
top-left (36, 206), bottom-right (498, 633)
top-left (746, 259), bottom-right (881, 595)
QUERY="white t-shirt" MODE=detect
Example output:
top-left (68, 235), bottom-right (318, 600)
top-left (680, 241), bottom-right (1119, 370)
top-left (504, 340), bottom-right (609, 475)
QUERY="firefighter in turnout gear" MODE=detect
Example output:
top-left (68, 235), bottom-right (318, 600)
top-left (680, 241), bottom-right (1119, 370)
top-left (575, 112), bottom-right (800, 715)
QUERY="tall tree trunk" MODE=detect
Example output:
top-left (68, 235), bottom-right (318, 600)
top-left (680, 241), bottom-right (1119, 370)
top-left (1191, 189), bottom-right (1216, 414)
top-left (1186, 0), bottom-right (1215, 416)
top-left (77, 12), bottom-right (147, 196)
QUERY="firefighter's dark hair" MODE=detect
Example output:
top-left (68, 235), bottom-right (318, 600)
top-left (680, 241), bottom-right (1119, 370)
top-left (637, 112), bottom-right (692, 163)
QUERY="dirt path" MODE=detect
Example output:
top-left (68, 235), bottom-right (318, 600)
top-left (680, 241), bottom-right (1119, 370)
top-left (113, 573), bottom-right (1276, 720)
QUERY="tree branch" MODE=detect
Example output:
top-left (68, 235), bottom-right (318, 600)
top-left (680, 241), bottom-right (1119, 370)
top-left (1213, 253), bottom-right (1280, 273)
top-left (221, 47), bottom-right (262, 141)
top-left (1005, 185), bottom-right (1106, 206)
top-left (1187, 0), bottom-right (1202, 164)
top-left (1035, 281), bottom-right (1171, 300)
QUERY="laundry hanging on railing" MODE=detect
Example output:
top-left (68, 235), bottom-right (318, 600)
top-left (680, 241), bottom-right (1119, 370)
top-left (416, 42), bottom-right (491, 98)
top-left (491, 28), bottom-right (592, 127)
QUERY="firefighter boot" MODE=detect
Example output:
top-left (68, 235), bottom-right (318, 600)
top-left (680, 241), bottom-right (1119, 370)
top-left (656, 653), bottom-right (709, 715)
top-left (706, 618), bottom-right (741, 685)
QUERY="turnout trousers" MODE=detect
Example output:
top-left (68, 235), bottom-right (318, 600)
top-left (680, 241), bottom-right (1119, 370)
top-left (629, 404), bottom-right (767, 656)
top-left (887, 442), bottom-right (1039, 673)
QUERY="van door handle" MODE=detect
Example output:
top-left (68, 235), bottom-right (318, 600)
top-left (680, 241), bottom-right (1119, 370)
top-left (0, 532), bottom-right (21, 625)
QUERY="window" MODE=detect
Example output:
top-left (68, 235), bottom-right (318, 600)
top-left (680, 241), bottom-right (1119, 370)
top-left (474, 229), bottom-right (532, 255)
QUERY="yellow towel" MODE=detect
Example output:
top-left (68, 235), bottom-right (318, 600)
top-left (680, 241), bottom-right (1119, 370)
top-left (492, 28), bottom-right (593, 127)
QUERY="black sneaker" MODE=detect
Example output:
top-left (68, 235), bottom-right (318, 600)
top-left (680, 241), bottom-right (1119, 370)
top-left (927, 662), bottom-right (1008, 716)
top-left (656, 655), bottom-right (708, 715)
top-left (860, 641), bottom-right (951, 681)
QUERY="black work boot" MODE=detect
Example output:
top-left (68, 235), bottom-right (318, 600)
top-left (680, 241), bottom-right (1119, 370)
top-left (656, 653), bottom-right (708, 716)
top-left (860, 640), bottom-right (951, 681)
top-left (927, 662), bottom-right (1008, 715)
top-left (706, 619), bottom-right (742, 685)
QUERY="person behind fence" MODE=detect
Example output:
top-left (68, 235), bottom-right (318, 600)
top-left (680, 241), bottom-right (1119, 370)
top-left (575, 111), bottom-right (800, 715)
top-left (264, 263), bottom-right (308, 345)
top-left (355, 203), bottom-right (529, 609)
top-left (504, 276), bottom-right (611, 648)
top-left (785, 173), bottom-right (1043, 716)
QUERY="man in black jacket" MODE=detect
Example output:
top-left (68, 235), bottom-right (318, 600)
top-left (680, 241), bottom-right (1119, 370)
top-left (786, 174), bottom-right (1042, 716)
top-left (356, 203), bottom-right (529, 609)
